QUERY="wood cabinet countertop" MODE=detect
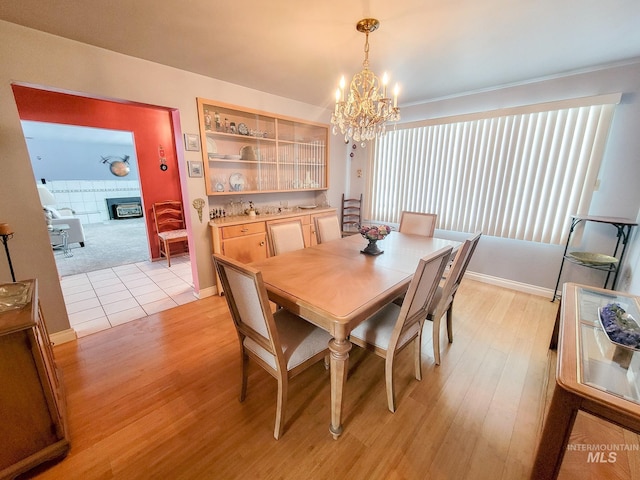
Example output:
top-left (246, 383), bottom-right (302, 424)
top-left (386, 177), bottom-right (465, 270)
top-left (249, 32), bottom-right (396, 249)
top-left (208, 207), bottom-right (336, 228)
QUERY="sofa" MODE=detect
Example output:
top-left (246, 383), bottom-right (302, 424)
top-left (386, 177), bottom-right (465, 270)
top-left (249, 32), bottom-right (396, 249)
top-left (44, 207), bottom-right (86, 248)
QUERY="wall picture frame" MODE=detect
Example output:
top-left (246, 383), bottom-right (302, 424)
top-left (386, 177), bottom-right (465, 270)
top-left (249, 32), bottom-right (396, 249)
top-left (184, 133), bottom-right (200, 152)
top-left (188, 161), bottom-right (203, 178)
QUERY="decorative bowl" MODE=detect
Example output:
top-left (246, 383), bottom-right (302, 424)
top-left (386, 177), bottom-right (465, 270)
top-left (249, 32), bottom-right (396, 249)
top-left (568, 251), bottom-right (618, 266)
top-left (598, 303), bottom-right (640, 351)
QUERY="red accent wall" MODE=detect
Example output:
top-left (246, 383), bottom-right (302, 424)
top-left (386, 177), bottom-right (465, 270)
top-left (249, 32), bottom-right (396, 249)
top-left (12, 85), bottom-right (182, 259)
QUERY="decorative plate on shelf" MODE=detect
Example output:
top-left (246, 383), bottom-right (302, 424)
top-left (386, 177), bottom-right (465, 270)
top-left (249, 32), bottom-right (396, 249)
top-left (240, 145), bottom-right (257, 160)
top-left (598, 304), bottom-right (640, 351)
top-left (237, 123), bottom-right (249, 135)
top-left (568, 251), bottom-right (619, 265)
top-left (206, 137), bottom-right (217, 154)
top-left (229, 173), bottom-right (246, 192)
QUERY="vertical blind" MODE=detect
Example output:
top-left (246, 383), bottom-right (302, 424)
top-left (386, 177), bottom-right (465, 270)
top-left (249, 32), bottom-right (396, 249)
top-left (367, 94), bottom-right (620, 245)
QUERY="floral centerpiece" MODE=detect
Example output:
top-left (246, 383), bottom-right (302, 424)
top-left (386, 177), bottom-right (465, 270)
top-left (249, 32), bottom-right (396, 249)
top-left (359, 225), bottom-right (392, 255)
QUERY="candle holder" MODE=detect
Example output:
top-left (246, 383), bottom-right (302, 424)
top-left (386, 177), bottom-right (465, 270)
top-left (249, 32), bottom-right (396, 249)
top-left (0, 223), bottom-right (16, 282)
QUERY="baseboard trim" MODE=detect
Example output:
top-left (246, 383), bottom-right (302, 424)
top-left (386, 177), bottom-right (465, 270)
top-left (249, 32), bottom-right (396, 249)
top-left (466, 271), bottom-right (553, 298)
top-left (194, 285), bottom-right (217, 299)
top-left (50, 328), bottom-right (77, 346)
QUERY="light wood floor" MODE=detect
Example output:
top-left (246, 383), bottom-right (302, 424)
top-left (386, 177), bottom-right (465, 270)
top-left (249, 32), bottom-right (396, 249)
top-left (29, 280), bottom-right (639, 479)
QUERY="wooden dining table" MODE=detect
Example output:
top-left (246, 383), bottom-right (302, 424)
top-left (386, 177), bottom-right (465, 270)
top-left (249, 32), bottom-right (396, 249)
top-left (250, 231), bottom-right (461, 439)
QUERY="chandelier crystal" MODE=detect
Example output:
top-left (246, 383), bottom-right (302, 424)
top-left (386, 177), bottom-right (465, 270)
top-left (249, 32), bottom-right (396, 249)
top-left (331, 18), bottom-right (400, 145)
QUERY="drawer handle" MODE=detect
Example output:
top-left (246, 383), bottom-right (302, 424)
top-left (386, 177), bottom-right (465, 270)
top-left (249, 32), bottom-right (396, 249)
top-left (241, 228), bottom-right (249, 233)
top-left (259, 241), bottom-right (265, 246)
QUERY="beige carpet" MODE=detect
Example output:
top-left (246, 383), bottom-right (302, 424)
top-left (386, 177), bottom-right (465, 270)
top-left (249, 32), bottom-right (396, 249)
top-left (53, 217), bottom-right (151, 277)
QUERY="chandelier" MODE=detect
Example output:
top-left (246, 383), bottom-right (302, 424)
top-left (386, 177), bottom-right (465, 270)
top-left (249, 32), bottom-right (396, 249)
top-left (331, 18), bottom-right (400, 145)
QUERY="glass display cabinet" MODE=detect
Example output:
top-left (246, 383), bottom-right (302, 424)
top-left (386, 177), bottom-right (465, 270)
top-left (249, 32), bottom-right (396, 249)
top-left (196, 98), bottom-right (329, 196)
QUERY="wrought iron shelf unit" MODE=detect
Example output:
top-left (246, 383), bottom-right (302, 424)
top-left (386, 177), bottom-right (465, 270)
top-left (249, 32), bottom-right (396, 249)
top-left (551, 214), bottom-right (637, 301)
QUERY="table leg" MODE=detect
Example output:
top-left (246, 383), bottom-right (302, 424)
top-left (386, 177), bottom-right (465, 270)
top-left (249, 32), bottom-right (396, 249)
top-left (329, 336), bottom-right (352, 439)
top-left (61, 230), bottom-right (73, 258)
top-left (530, 386), bottom-right (580, 479)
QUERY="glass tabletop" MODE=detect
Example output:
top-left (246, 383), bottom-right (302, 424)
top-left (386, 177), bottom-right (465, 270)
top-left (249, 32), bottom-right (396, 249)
top-left (577, 287), bottom-right (640, 404)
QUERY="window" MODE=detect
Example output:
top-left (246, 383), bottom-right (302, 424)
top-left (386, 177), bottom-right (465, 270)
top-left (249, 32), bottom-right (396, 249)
top-left (367, 94), bottom-right (620, 245)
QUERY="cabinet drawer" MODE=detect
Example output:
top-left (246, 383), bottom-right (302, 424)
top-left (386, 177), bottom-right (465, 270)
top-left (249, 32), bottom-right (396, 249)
top-left (221, 222), bottom-right (266, 239)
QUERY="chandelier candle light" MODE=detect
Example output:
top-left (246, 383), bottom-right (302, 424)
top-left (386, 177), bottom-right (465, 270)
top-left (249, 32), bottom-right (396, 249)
top-left (331, 18), bottom-right (400, 145)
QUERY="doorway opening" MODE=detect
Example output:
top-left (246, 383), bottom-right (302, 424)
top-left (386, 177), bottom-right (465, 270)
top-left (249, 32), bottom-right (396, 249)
top-left (13, 85), bottom-right (197, 337)
top-left (22, 121), bottom-right (151, 277)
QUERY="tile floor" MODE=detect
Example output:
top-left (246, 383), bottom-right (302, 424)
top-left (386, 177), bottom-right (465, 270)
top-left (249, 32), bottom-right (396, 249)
top-left (60, 256), bottom-right (197, 338)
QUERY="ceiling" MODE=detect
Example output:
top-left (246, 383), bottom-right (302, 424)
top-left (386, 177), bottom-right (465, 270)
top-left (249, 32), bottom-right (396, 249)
top-left (2, 0), bottom-right (640, 109)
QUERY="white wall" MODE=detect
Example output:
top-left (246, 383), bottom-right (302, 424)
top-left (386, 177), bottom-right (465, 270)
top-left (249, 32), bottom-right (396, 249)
top-left (350, 61), bottom-right (640, 295)
top-left (0, 21), bottom-right (346, 334)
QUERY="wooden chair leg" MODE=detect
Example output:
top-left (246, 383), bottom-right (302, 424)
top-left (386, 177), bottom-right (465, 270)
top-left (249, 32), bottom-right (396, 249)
top-left (240, 351), bottom-right (248, 402)
top-left (414, 334), bottom-right (422, 381)
top-left (165, 240), bottom-right (172, 267)
top-left (446, 304), bottom-right (454, 343)
top-left (432, 314), bottom-right (442, 366)
top-left (274, 374), bottom-right (288, 439)
top-left (385, 353), bottom-right (397, 413)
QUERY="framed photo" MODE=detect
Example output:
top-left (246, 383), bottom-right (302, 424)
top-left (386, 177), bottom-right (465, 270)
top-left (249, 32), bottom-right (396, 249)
top-left (184, 133), bottom-right (200, 152)
top-left (188, 161), bottom-right (203, 178)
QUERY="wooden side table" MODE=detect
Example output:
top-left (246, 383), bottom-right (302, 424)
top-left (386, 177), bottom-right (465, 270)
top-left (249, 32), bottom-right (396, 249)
top-left (532, 283), bottom-right (640, 479)
top-left (0, 280), bottom-right (69, 478)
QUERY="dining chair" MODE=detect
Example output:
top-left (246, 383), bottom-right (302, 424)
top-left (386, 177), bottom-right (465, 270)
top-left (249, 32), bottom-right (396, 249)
top-left (212, 254), bottom-right (331, 439)
top-left (349, 246), bottom-right (453, 412)
top-left (152, 200), bottom-right (188, 267)
top-left (314, 214), bottom-right (342, 244)
top-left (398, 211), bottom-right (438, 237)
top-left (427, 232), bottom-right (482, 365)
top-left (341, 193), bottom-right (362, 236)
top-left (267, 219), bottom-right (305, 256)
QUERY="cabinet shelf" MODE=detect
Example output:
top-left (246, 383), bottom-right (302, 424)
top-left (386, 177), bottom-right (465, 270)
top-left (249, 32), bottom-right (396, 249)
top-left (197, 98), bottom-right (329, 196)
top-left (209, 159), bottom-right (279, 165)
top-left (563, 255), bottom-right (618, 271)
top-left (206, 131), bottom-right (277, 142)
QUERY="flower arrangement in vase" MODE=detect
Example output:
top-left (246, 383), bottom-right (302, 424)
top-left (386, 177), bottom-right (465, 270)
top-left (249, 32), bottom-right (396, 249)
top-left (359, 225), bottom-right (392, 255)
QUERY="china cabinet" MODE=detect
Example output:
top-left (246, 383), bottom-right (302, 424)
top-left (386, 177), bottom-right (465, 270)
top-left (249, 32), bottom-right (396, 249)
top-left (0, 279), bottom-right (69, 479)
top-left (196, 98), bottom-right (329, 196)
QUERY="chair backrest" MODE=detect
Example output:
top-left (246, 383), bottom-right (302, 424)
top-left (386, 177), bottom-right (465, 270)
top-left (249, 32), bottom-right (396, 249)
top-left (267, 219), bottom-right (305, 256)
top-left (341, 193), bottom-right (362, 234)
top-left (398, 211), bottom-right (437, 237)
top-left (212, 254), bottom-right (284, 370)
top-left (432, 232), bottom-right (482, 317)
top-left (152, 201), bottom-right (186, 234)
top-left (314, 214), bottom-right (342, 244)
top-left (390, 246), bottom-right (452, 350)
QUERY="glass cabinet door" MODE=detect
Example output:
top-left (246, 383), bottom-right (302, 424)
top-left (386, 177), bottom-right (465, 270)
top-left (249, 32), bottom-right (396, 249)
top-left (197, 99), bottom-right (329, 196)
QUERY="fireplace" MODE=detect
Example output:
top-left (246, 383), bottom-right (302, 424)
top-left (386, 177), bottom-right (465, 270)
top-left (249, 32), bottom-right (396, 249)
top-left (106, 197), bottom-right (143, 220)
